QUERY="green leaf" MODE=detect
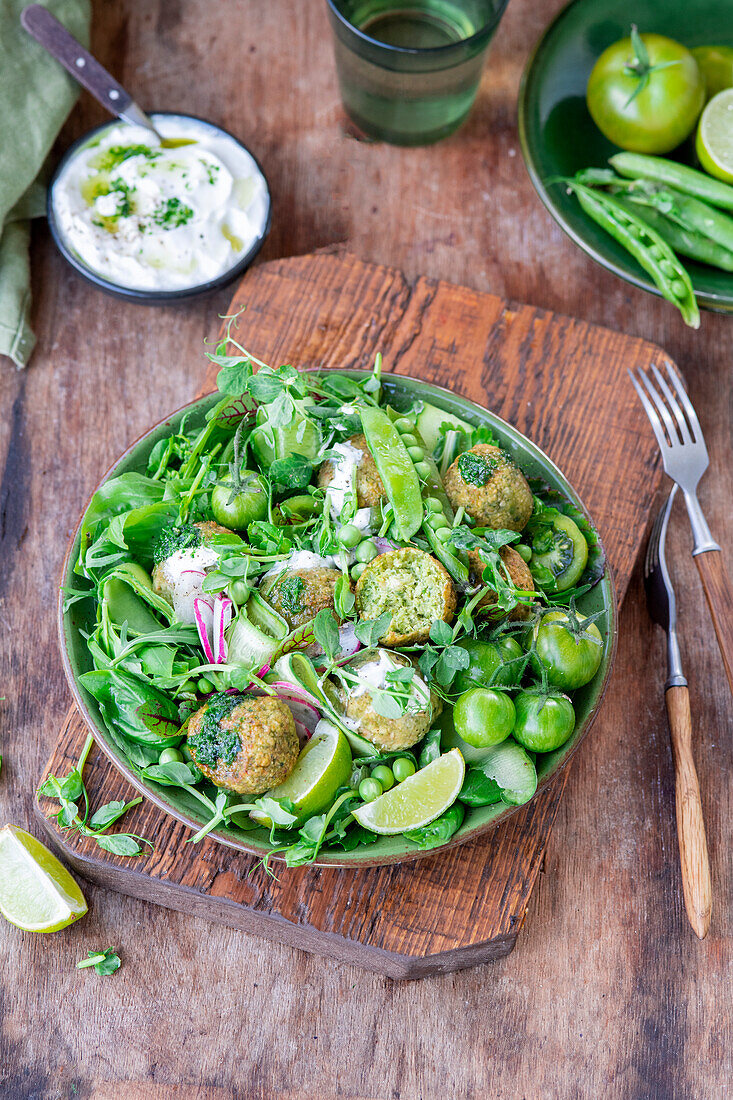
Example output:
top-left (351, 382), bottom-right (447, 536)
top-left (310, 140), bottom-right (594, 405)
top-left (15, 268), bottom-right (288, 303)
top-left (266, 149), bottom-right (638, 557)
top-left (93, 834), bottom-right (142, 856)
top-left (251, 796), bottom-right (298, 828)
top-left (354, 612), bottom-right (392, 649)
top-left (403, 803), bottom-right (465, 849)
top-left (428, 620), bottom-right (453, 647)
top-left (434, 645), bottom-right (470, 687)
top-left (77, 947), bottom-right (122, 976)
top-left (334, 575), bottom-right (355, 620)
top-left (141, 761), bottom-right (201, 786)
top-left (313, 609), bottom-right (340, 662)
top-left (459, 767), bottom-right (503, 806)
top-left (88, 800), bottom-right (128, 828)
top-left (418, 728), bottom-right (442, 769)
top-left (269, 454), bottom-right (313, 490)
top-left (216, 359), bottom-right (254, 395)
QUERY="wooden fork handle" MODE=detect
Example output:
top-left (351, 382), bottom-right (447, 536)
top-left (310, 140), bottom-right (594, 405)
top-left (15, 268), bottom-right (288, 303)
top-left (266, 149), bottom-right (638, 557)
top-left (694, 549), bottom-right (733, 699)
top-left (665, 685), bottom-right (712, 939)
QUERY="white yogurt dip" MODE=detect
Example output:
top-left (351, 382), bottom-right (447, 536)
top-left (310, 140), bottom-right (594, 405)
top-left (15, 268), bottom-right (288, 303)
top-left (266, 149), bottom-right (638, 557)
top-left (51, 114), bottom-right (270, 292)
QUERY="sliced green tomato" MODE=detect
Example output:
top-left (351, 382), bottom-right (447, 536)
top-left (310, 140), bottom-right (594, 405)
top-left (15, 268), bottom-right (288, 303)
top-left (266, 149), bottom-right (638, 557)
top-left (251, 721), bottom-right (353, 825)
top-left (530, 512), bottom-right (588, 592)
top-left (459, 739), bottom-right (538, 806)
top-left (0, 826), bottom-right (88, 932)
top-left (359, 405), bottom-right (423, 540)
top-left (414, 403), bottom-right (472, 452)
top-left (352, 749), bottom-right (465, 835)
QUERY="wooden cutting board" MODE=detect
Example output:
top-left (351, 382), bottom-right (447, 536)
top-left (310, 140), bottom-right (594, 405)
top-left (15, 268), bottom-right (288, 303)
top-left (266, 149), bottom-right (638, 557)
top-left (36, 250), bottom-right (666, 979)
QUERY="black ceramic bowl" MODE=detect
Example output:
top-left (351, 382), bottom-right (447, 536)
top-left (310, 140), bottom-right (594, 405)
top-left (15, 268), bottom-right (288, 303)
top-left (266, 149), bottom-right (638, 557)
top-left (47, 111), bottom-right (272, 304)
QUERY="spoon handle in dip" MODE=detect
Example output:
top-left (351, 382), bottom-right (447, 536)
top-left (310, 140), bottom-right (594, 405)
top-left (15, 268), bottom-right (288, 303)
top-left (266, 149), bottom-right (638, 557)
top-left (20, 5), bottom-right (162, 139)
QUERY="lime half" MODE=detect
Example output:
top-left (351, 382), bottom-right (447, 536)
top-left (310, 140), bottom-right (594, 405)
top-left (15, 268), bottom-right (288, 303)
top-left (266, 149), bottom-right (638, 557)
top-left (0, 825), bottom-right (87, 932)
top-left (696, 89), bottom-right (733, 183)
top-left (252, 720), bottom-right (353, 825)
top-left (352, 749), bottom-right (465, 835)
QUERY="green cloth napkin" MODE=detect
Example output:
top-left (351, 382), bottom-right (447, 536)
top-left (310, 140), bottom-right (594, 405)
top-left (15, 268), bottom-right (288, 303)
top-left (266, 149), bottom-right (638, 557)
top-left (0, 0), bottom-right (90, 368)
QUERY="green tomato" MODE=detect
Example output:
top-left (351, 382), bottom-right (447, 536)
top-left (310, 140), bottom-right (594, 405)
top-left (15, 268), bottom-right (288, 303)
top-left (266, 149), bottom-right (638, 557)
top-left (392, 757), bottom-right (416, 782)
top-left (586, 31), bottom-right (704, 154)
top-left (513, 690), bottom-right (575, 753)
top-left (531, 610), bottom-right (604, 690)
top-left (279, 494), bottom-right (320, 522)
top-left (211, 472), bottom-right (267, 531)
top-left (453, 688), bottom-right (515, 749)
top-left (530, 512), bottom-right (588, 592)
top-left (359, 777), bottom-right (383, 802)
top-left (692, 45), bottom-right (733, 100)
top-left (454, 636), bottom-right (525, 693)
top-left (371, 765), bottom-right (395, 791)
top-left (158, 746), bottom-right (184, 764)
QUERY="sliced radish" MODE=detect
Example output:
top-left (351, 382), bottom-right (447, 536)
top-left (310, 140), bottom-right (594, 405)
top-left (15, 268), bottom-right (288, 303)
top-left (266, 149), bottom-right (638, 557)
top-left (193, 597), bottom-right (215, 663)
top-left (213, 595), bottom-right (234, 664)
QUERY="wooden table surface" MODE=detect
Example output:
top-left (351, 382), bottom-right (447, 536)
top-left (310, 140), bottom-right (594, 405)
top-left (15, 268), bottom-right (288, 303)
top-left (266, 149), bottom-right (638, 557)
top-left (1, 1), bottom-right (731, 1097)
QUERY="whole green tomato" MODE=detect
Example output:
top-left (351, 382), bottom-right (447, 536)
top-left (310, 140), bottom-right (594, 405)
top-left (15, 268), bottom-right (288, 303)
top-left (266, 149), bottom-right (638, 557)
top-left (531, 610), bottom-right (603, 690)
top-left (512, 689), bottom-right (575, 753)
top-left (453, 687), bottom-right (516, 749)
top-left (587, 29), bottom-right (704, 154)
top-left (211, 472), bottom-right (268, 530)
top-left (453, 636), bottom-right (525, 693)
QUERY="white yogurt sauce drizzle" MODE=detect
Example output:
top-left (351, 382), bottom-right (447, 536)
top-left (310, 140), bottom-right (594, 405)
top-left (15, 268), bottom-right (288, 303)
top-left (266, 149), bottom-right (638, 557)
top-left (52, 115), bottom-right (269, 291)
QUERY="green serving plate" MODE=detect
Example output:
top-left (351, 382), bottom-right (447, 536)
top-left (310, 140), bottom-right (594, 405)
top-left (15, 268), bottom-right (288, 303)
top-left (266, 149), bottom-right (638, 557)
top-left (59, 373), bottom-right (616, 867)
top-left (518, 0), bottom-right (733, 314)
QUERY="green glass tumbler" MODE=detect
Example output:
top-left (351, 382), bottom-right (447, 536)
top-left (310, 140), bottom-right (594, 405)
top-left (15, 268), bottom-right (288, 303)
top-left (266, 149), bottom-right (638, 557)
top-left (325, 0), bottom-right (510, 145)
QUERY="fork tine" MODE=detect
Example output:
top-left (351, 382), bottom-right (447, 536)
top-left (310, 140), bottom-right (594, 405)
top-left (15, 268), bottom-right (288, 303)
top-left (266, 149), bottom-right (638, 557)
top-left (637, 366), bottom-right (681, 445)
top-left (663, 360), bottom-right (704, 444)
top-left (628, 368), bottom-right (671, 454)
top-left (651, 364), bottom-right (692, 445)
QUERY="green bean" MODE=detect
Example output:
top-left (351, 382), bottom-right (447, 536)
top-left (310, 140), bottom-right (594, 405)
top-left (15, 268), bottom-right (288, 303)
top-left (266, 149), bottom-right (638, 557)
top-left (564, 181), bottom-right (699, 328)
top-left (611, 195), bottom-right (733, 272)
top-left (610, 152), bottom-right (733, 212)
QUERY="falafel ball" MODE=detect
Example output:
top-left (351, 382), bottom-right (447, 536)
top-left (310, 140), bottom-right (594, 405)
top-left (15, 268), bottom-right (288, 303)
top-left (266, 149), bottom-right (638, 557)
top-left (318, 433), bottom-right (385, 507)
top-left (355, 547), bottom-right (456, 646)
top-left (187, 693), bottom-right (299, 795)
top-left (340, 649), bottom-right (442, 751)
top-left (260, 566), bottom-right (345, 630)
top-left (444, 444), bottom-right (533, 531)
top-left (468, 545), bottom-right (535, 621)
top-left (152, 519), bottom-right (234, 624)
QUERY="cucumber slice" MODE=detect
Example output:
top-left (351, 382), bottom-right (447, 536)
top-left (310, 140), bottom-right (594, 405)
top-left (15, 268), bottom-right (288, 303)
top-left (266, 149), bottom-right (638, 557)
top-left (460, 738), bottom-right (537, 807)
top-left (246, 592), bottom-right (288, 640)
top-left (415, 404), bottom-right (472, 452)
top-left (226, 612), bottom-right (280, 671)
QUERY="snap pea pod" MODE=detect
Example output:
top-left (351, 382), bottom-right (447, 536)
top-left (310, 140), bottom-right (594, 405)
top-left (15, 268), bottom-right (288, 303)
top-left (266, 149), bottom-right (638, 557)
top-left (410, 428), bottom-right (470, 584)
top-left (359, 405), bottom-right (423, 540)
top-left (610, 153), bottom-right (733, 212)
top-left (564, 181), bottom-right (700, 328)
top-left (610, 195), bottom-right (733, 273)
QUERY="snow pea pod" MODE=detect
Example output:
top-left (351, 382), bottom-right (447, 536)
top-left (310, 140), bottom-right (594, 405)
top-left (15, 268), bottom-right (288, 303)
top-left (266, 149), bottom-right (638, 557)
top-left (564, 181), bottom-right (700, 328)
top-left (610, 152), bottom-right (733, 212)
top-left (359, 405), bottom-right (423, 540)
top-left (611, 195), bottom-right (733, 273)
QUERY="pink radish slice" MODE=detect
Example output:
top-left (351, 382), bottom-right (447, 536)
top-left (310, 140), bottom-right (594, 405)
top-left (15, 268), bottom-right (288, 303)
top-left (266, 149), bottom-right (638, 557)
top-left (180, 568), bottom-right (206, 577)
top-left (213, 595), bottom-right (234, 664)
top-left (373, 536), bottom-right (400, 554)
top-left (193, 598), bottom-right (215, 663)
top-left (294, 719), bottom-right (312, 743)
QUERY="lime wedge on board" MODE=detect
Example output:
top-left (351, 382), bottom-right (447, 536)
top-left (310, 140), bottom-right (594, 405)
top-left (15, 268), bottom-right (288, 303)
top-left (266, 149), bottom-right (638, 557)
top-left (352, 749), bottom-right (465, 835)
top-left (0, 825), bottom-right (88, 932)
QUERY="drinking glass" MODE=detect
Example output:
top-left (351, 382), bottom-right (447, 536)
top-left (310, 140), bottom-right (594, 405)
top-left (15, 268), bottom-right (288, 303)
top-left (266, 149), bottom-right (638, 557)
top-left (325, 0), bottom-right (510, 145)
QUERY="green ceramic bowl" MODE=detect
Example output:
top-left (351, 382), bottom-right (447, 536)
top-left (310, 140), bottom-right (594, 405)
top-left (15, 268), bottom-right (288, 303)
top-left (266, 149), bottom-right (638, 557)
top-left (518, 0), bottom-right (733, 314)
top-left (59, 373), bottom-right (616, 866)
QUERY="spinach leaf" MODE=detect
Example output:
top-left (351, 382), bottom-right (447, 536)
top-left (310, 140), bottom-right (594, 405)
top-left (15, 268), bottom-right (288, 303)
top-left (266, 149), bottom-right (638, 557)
top-left (268, 454), bottom-right (313, 491)
top-left (77, 948), bottom-right (122, 976)
top-left (80, 669), bottom-right (182, 747)
top-left (458, 767), bottom-right (503, 806)
top-left (403, 803), bottom-right (465, 849)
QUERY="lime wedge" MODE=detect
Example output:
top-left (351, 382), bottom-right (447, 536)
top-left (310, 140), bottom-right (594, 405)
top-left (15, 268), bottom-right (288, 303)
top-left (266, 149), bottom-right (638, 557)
top-left (0, 825), bottom-right (87, 932)
top-left (352, 749), bottom-right (465, 835)
top-left (696, 89), bottom-right (733, 183)
top-left (252, 720), bottom-right (353, 825)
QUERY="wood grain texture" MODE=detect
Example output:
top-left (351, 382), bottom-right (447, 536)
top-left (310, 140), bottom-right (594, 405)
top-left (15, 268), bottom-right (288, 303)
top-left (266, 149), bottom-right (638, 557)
top-left (1, 0), bottom-right (732, 1096)
top-left (36, 247), bottom-right (663, 975)
top-left (665, 685), bottom-right (712, 939)
top-left (694, 549), bottom-right (733, 698)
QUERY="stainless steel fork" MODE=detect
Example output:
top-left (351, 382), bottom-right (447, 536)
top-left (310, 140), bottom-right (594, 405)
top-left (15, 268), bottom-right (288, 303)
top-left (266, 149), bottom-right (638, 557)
top-left (630, 360), bottom-right (733, 699)
top-left (644, 487), bottom-right (711, 939)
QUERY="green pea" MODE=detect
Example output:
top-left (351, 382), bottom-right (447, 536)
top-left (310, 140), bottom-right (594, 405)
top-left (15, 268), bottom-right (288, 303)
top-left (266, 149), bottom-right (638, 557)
top-left (424, 497), bottom-right (444, 513)
top-left (227, 579), bottom-right (250, 604)
top-left (371, 765), bottom-right (395, 791)
top-left (670, 278), bottom-right (688, 298)
top-left (649, 245), bottom-right (664, 260)
top-left (158, 747), bottom-right (184, 765)
top-left (351, 562), bottom-right (366, 581)
top-left (392, 758), bottom-right (416, 783)
top-left (197, 676), bottom-right (215, 694)
top-left (435, 528), bottom-right (452, 543)
top-left (407, 445), bottom-right (424, 462)
top-left (179, 680), bottom-right (197, 695)
top-left (515, 543), bottom-right (532, 563)
top-left (338, 523), bottom-right (362, 549)
top-left (660, 259), bottom-right (677, 278)
top-left (394, 417), bottom-right (414, 434)
top-left (427, 512), bottom-right (449, 530)
top-left (400, 434), bottom-right (419, 449)
top-left (355, 539), bottom-right (378, 564)
top-left (415, 460), bottom-right (432, 480)
top-left (359, 777), bottom-right (383, 802)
